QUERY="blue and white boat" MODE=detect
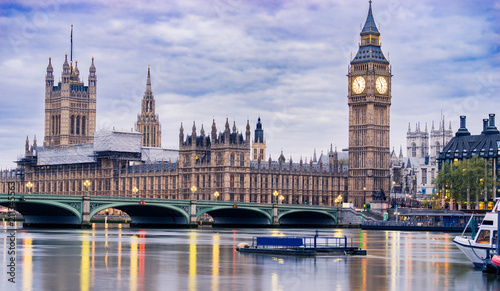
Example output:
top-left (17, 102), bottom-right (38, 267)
top-left (453, 199), bottom-right (498, 267)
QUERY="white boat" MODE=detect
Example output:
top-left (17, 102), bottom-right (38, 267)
top-left (453, 199), bottom-right (499, 267)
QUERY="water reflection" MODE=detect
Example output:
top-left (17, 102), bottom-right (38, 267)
top-left (22, 236), bottom-right (32, 291)
top-left (81, 233), bottom-right (90, 291)
top-left (212, 235), bottom-right (220, 291)
top-left (0, 228), bottom-right (499, 290)
top-left (130, 234), bottom-right (138, 291)
top-left (189, 232), bottom-right (197, 291)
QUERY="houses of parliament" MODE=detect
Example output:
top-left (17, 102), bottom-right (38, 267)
top-left (0, 1), bottom-right (391, 208)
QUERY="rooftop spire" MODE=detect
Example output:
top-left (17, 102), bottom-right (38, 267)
top-left (146, 65), bottom-right (151, 92)
top-left (70, 25), bottom-right (73, 62)
top-left (361, 0), bottom-right (379, 36)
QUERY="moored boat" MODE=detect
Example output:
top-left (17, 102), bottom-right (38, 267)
top-left (453, 199), bottom-right (499, 267)
top-left (236, 232), bottom-right (366, 256)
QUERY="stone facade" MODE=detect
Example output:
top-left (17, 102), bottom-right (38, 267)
top-left (43, 55), bottom-right (97, 148)
top-left (1, 120), bottom-right (348, 207)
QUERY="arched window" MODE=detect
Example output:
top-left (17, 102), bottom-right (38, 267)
top-left (230, 153), bottom-right (235, 166)
top-left (70, 116), bottom-right (75, 134)
top-left (411, 142), bottom-right (416, 157)
top-left (76, 116), bottom-right (80, 135)
top-left (82, 116), bottom-right (86, 136)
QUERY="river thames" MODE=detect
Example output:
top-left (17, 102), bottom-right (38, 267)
top-left (1, 226), bottom-right (499, 291)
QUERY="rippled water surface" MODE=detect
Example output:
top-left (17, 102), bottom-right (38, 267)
top-left (1, 225), bottom-right (500, 291)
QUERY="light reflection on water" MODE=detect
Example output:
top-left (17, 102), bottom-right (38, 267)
top-left (0, 226), bottom-right (500, 291)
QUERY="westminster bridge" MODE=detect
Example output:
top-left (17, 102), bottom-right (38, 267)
top-left (0, 193), bottom-right (346, 228)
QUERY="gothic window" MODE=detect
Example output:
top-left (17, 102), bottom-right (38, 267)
top-left (172, 177), bottom-right (176, 189)
top-left (71, 116), bottom-right (75, 134)
top-left (421, 143), bottom-right (425, 157)
top-left (230, 174), bottom-right (234, 187)
top-left (76, 116), bottom-right (80, 135)
top-left (412, 143), bottom-right (416, 157)
top-left (240, 174), bottom-right (244, 188)
top-left (240, 153), bottom-right (244, 167)
top-left (253, 149), bottom-right (257, 160)
top-left (422, 168), bottom-right (427, 185)
top-left (82, 116), bottom-right (86, 136)
top-left (230, 153), bottom-right (235, 166)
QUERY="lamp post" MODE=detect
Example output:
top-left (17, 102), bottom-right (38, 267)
top-left (191, 185), bottom-right (197, 200)
top-left (279, 195), bottom-right (284, 204)
top-left (84, 180), bottom-right (91, 196)
top-left (132, 186), bottom-right (138, 198)
top-left (214, 191), bottom-right (220, 201)
top-left (273, 190), bottom-right (279, 204)
top-left (26, 181), bottom-right (33, 194)
top-left (335, 194), bottom-right (343, 207)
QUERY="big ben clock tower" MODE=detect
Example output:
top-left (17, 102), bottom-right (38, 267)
top-left (348, 0), bottom-right (391, 207)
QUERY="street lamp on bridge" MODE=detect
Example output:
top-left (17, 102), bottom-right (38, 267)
top-left (191, 185), bottom-right (197, 200)
top-left (335, 194), bottom-right (343, 207)
top-left (273, 190), bottom-right (279, 204)
top-left (26, 181), bottom-right (33, 194)
top-left (84, 180), bottom-right (91, 196)
top-left (214, 191), bottom-right (220, 201)
top-left (279, 195), bottom-right (284, 204)
top-left (132, 186), bottom-right (138, 198)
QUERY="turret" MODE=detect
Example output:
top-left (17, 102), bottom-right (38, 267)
top-left (191, 121), bottom-right (197, 147)
top-left (46, 57), bottom-right (54, 89)
top-left (179, 123), bottom-right (184, 146)
top-left (88, 57), bottom-right (96, 88)
top-left (62, 54), bottom-right (70, 83)
top-left (33, 135), bottom-right (37, 152)
top-left (211, 119), bottom-right (217, 143)
top-left (245, 119), bottom-right (251, 144)
top-left (25, 136), bottom-right (30, 156)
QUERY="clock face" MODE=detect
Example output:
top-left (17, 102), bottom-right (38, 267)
top-left (376, 76), bottom-right (388, 94)
top-left (352, 76), bottom-right (365, 94)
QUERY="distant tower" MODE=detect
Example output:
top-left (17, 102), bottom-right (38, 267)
top-left (135, 66), bottom-right (161, 147)
top-left (252, 117), bottom-right (266, 161)
top-left (430, 119), bottom-right (453, 160)
top-left (347, 1), bottom-right (392, 207)
top-left (43, 25), bottom-right (96, 148)
top-left (406, 122), bottom-right (429, 159)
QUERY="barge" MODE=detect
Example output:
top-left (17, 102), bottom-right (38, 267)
top-left (236, 232), bottom-right (366, 256)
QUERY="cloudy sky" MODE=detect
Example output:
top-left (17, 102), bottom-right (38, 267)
top-left (0, 0), bottom-right (499, 169)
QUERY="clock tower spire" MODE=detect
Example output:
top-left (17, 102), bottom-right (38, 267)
top-left (347, 1), bottom-right (392, 207)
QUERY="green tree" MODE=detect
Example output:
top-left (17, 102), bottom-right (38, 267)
top-left (433, 157), bottom-right (494, 209)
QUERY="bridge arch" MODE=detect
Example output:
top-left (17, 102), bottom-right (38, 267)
top-left (0, 200), bottom-right (82, 226)
top-left (197, 206), bottom-right (273, 226)
top-left (278, 210), bottom-right (337, 226)
top-left (90, 202), bottom-right (190, 226)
